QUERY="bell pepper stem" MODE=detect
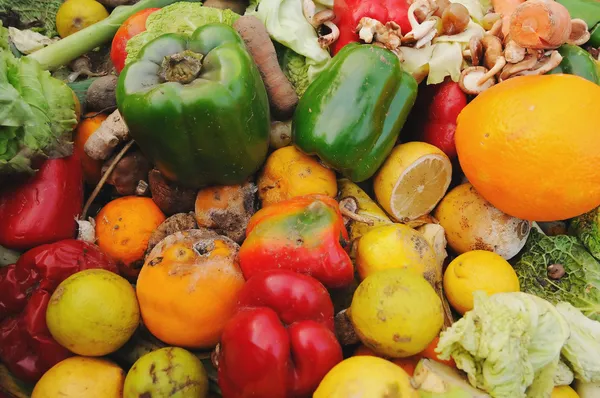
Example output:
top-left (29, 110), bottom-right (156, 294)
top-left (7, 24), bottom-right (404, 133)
top-left (159, 50), bottom-right (204, 84)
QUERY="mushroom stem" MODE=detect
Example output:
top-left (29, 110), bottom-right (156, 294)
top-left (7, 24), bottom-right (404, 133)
top-left (319, 21), bottom-right (340, 48)
top-left (477, 56), bottom-right (506, 85)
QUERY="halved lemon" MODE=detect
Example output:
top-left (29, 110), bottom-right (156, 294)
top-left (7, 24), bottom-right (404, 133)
top-left (374, 142), bottom-right (452, 222)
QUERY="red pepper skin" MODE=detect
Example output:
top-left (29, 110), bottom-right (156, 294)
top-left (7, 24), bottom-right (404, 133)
top-left (332, 0), bottom-right (411, 55)
top-left (218, 270), bottom-right (342, 398)
top-left (110, 8), bottom-right (160, 73)
top-left (0, 156), bottom-right (83, 251)
top-left (0, 240), bottom-right (117, 382)
top-left (417, 79), bottom-right (468, 159)
top-left (238, 195), bottom-right (354, 288)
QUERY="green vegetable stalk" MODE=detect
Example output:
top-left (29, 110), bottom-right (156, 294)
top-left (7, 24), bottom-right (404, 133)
top-left (513, 229), bottom-right (600, 321)
top-left (27, 0), bottom-right (185, 71)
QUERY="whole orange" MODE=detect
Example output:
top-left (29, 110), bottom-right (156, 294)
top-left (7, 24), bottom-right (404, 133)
top-left (456, 74), bottom-right (600, 221)
top-left (95, 196), bottom-right (165, 280)
top-left (74, 113), bottom-right (107, 185)
top-left (136, 229), bottom-right (245, 349)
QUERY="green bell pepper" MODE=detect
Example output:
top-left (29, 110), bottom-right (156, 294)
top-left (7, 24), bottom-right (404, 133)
top-left (116, 23), bottom-right (270, 189)
top-left (549, 44), bottom-right (600, 84)
top-left (556, 0), bottom-right (600, 28)
top-left (292, 43), bottom-right (418, 183)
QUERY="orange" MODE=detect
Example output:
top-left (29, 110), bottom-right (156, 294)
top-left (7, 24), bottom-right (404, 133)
top-left (137, 229), bottom-right (245, 349)
top-left (74, 113), bottom-right (107, 185)
top-left (95, 196), bottom-right (165, 280)
top-left (456, 74), bottom-right (600, 221)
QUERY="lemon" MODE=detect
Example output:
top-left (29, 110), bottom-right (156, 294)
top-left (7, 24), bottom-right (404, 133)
top-left (314, 356), bottom-right (418, 398)
top-left (356, 224), bottom-right (438, 281)
top-left (56, 0), bottom-right (109, 38)
top-left (552, 386), bottom-right (580, 398)
top-left (46, 269), bottom-right (140, 356)
top-left (374, 142), bottom-right (452, 222)
top-left (349, 268), bottom-right (444, 358)
top-left (32, 357), bottom-right (124, 398)
top-left (443, 250), bottom-right (520, 314)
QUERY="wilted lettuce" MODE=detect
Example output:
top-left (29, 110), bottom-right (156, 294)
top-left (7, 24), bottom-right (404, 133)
top-left (275, 45), bottom-right (310, 97)
top-left (554, 360), bottom-right (575, 386)
top-left (556, 302), bottom-right (600, 383)
top-left (436, 292), bottom-right (570, 398)
top-left (0, 0), bottom-right (62, 37)
top-left (513, 229), bottom-right (600, 321)
top-left (125, 3), bottom-right (240, 65)
top-left (570, 207), bottom-right (600, 261)
top-left (0, 23), bottom-right (77, 179)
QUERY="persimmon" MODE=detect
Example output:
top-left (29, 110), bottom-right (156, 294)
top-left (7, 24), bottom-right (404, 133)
top-left (95, 196), bottom-right (165, 280)
top-left (136, 229), bottom-right (245, 349)
top-left (74, 113), bottom-right (107, 185)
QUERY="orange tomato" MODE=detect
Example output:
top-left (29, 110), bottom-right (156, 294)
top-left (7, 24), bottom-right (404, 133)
top-left (353, 345), bottom-right (420, 376)
top-left (73, 113), bottom-right (107, 185)
top-left (137, 229), bottom-right (245, 349)
top-left (95, 196), bottom-right (165, 280)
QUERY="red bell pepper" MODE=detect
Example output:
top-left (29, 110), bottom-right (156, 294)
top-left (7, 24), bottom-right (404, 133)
top-left (110, 8), bottom-right (160, 73)
top-left (0, 156), bottom-right (83, 251)
top-left (238, 194), bottom-right (354, 288)
top-left (332, 0), bottom-right (412, 55)
top-left (411, 79), bottom-right (467, 159)
top-left (217, 269), bottom-right (342, 398)
top-left (0, 240), bottom-right (118, 382)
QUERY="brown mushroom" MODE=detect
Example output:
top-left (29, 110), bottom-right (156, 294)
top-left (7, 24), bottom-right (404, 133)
top-left (402, 0), bottom-right (438, 48)
top-left (463, 36), bottom-right (483, 66)
top-left (459, 66), bottom-right (496, 95)
top-left (478, 35), bottom-right (506, 85)
top-left (303, 0), bottom-right (340, 48)
top-left (504, 39), bottom-right (526, 64)
top-left (568, 19), bottom-right (590, 46)
top-left (518, 50), bottom-right (563, 76)
top-left (499, 54), bottom-right (538, 81)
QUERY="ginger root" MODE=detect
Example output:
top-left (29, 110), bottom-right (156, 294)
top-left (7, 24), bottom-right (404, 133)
top-left (148, 169), bottom-right (197, 216)
top-left (233, 16), bottom-right (299, 120)
top-left (84, 109), bottom-right (129, 160)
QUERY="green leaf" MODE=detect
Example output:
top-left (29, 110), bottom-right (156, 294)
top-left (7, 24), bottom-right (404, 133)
top-left (0, 0), bottom-right (63, 37)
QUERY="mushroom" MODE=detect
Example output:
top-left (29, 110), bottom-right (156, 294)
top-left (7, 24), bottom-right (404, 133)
top-left (499, 54), bottom-right (538, 81)
top-left (356, 17), bottom-right (402, 51)
top-left (459, 66), bottom-right (496, 95)
top-left (488, 18), bottom-right (503, 38)
top-left (504, 39), bottom-right (526, 63)
top-left (303, 0), bottom-right (340, 48)
top-left (517, 50), bottom-right (563, 76)
top-left (402, 0), bottom-right (439, 48)
top-left (568, 18), bottom-right (590, 46)
top-left (478, 34), bottom-right (506, 85)
top-left (462, 36), bottom-right (483, 66)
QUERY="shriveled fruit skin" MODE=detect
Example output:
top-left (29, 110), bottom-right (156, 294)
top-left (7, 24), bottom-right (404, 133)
top-left (123, 347), bottom-right (208, 398)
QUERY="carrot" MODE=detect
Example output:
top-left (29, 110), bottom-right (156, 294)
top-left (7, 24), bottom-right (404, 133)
top-left (233, 16), bottom-right (299, 120)
top-left (509, 0), bottom-right (572, 49)
top-left (491, 0), bottom-right (525, 36)
top-left (419, 337), bottom-right (456, 368)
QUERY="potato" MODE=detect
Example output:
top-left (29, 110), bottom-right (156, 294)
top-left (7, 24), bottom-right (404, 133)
top-left (434, 183), bottom-right (531, 260)
top-left (258, 146), bottom-right (337, 207)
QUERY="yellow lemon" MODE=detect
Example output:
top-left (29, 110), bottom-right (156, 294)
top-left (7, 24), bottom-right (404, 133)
top-left (374, 142), bottom-right (452, 222)
top-left (314, 356), bottom-right (418, 398)
top-left (349, 268), bottom-right (444, 358)
top-left (56, 0), bottom-right (109, 38)
top-left (46, 269), bottom-right (140, 356)
top-left (552, 386), bottom-right (580, 398)
top-left (443, 250), bottom-right (520, 314)
top-left (356, 223), bottom-right (438, 281)
top-left (32, 357), bottom-right (124, 398)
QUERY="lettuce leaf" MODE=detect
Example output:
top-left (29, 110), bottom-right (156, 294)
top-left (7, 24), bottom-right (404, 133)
top-left (245, 0), bottom-right (331, 80)
top-left (125, 3), bottom-right (240, 65)
top-left (437, 292), bottom-right (570, 398)
top-left (0, 23), bottom-right (76, 178)
top-left (276, 44), bottom-right (310, 97)
top-left (0, 0), bottom-right (62, 37)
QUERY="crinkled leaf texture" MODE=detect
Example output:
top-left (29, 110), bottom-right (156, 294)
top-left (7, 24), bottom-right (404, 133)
top-left (557, 302), bottom-right (600, 383)
top-left (0, 24), bottom-right (76, 178)
top-left (275, 44), bottom-right (310, 97)
top-left (513, 229), bottom-right (600, 321)
top-left (125, 3), bottom-right (240, 65)
top-left (0, 0), bottom-right (62, 37)
top-left (436, 291), bottom-right (570, 398)
top-left (570, 207), bottom-right (600, 262)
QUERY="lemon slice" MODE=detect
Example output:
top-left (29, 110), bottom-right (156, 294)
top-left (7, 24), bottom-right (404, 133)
top-left (374, 142), bottom-right (452, 222)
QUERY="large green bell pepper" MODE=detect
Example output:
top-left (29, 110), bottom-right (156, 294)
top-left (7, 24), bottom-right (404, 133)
top-left (292, 43), bottom-right (418, 182)
top-left (549, 44), bottom-right (600, 84)
top-left (556, 0), bottom-right (600, 28)
top-left (116, 23), bottom-right (270, 189)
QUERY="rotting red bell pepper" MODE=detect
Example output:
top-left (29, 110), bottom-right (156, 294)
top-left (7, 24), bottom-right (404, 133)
top-left (0, 156), bottom-right (83, 251)
top-left (332, 0), bottom-right (412, 55)
top-left (238, 194), bottom-right (354, 288)
top-left (217, 269), bottom-right (343, 398)
top-left (110, 8), bottom-right (160, 73)
top-left (409, 79), bottom-right (467, 159)
top-left (0, 240), bottom-right (118, 382)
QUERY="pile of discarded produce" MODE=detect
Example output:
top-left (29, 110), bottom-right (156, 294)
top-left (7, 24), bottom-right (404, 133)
top-left (1, 0), bottom-right (600, 396)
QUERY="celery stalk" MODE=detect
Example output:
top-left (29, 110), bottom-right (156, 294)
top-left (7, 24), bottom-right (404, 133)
top-left (27, 0), bottom-right (191, 71)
